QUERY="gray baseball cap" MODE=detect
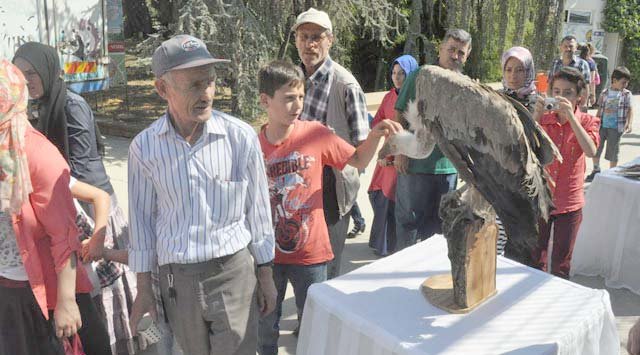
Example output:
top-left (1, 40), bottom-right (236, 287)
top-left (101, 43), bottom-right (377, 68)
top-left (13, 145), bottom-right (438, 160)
top-left (151, 34), bottom-right (230, 77)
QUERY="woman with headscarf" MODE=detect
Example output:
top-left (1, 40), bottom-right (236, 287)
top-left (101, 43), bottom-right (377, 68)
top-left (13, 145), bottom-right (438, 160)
top-left (0, 59), bottom-right (84, 355)
top-left (368, 54), bottom-right (418, 256)
top-left (13, 42), bottom-right (129, 355)
top-left (497, 47), bottom-right (538, 260)
top-left (500, 46), bottom-right (537, 112)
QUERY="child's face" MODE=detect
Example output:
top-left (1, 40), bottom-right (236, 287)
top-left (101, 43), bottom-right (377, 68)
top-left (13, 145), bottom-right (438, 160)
top-left (611, 78), bottom-right (629, 91)
top-left (550, 78), bottom-right (579, 108)
top-left (261, 82), bottom-right (305, 127)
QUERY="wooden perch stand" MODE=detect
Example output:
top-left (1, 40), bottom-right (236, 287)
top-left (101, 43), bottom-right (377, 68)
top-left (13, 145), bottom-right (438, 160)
top-left (421, 187), bottom-right (498, 313)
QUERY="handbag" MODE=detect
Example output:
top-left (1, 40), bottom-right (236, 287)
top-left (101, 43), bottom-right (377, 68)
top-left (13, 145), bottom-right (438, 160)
top-left (63, 334), bottom-right (86, 355)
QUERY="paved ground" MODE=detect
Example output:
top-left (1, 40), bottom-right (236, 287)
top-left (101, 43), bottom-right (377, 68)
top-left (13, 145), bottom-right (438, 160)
top-left (101, 94), bottom-right (640, 355)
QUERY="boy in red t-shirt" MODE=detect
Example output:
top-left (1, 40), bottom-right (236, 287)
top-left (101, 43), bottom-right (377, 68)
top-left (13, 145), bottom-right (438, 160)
top-left (531, 67), bottom-right (600, 279)
top-left (256, 60), bottom-right (402, 354)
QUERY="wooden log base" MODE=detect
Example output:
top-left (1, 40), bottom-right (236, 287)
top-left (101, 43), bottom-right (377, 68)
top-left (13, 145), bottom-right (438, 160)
top-left (421, 273), bottom-right (497, 314)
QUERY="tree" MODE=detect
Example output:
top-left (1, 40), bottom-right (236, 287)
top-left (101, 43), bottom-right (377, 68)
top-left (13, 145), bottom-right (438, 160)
top-left (602, 0), bottom-right (640, 91)
top-left (123, 0), bottom-right (153, 38)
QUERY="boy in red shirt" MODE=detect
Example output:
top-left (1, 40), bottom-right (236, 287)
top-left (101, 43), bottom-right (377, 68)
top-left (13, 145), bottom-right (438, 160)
top-left (256, 60), bottom-right (402, 354)
top-left (531, 67), bottom-right (600, 278)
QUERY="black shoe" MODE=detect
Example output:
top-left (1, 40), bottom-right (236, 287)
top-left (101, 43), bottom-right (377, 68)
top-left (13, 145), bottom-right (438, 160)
top-left (347, 223), bottom-right (366, 238)
top-left (585, 169), bottom-right (600, 182)
top-left (292, 325), bottom-right (300, 337)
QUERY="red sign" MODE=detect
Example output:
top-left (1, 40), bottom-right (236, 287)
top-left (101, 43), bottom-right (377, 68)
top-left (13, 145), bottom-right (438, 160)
top-left (108, 42), bottom-right (125, 53)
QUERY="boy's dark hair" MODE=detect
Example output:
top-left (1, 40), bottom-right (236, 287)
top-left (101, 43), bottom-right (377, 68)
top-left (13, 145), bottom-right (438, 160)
top-left (258, 60), bottom-right (305, 97)
top-left (549, 67), bottom-right (587, 95)
top-left (560, 35), bottom-right (577, 44)
top-left (611, 66), bottom-right (631, 82)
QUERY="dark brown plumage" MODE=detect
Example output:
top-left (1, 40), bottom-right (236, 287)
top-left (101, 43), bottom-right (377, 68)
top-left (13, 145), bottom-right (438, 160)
top-left (382, 65), bottom-right (560, 253)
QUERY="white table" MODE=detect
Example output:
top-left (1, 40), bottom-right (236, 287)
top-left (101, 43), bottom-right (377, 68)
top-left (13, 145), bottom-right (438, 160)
top-left (297, 235), bottom-right (619, 355)
top-left (571, 157), bottom-right (640, 295)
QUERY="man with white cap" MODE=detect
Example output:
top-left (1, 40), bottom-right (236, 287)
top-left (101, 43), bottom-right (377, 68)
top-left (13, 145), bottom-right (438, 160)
top-left (127, 34), bottom-right (277, 355)
top-left (293, 8), bottom-right (370, 280)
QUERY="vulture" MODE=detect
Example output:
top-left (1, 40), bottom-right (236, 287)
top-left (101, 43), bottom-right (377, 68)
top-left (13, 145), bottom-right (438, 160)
top-left (380, 65), bottom-right (561, 253)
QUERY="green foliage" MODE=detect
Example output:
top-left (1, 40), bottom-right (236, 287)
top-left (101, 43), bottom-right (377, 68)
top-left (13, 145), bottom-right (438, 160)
top-left (602, 0), bottom-right (640, 91)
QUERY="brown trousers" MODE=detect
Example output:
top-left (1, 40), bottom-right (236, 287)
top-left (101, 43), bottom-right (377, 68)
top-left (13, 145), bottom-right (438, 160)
top-left (533, 209), bottom-right (583, 279)
top-left (159, 248), bottom-right (258, 355)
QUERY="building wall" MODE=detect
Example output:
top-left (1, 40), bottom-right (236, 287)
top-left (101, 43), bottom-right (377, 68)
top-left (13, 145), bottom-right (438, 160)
top-left (562, 0), bottom-right (621, 75)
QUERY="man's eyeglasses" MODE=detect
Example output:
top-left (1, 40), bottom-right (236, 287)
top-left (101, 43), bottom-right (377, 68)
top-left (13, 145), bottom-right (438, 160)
top-left (295, 32), bottom-right (329, 44)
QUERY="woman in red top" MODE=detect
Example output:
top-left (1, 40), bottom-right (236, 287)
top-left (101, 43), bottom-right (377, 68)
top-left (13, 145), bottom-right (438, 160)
top-left (0, 60), bottom-right (85, 354)
top-left (531, 67), bottom-right (600, 278)
top-left (368, 55), bottom-right (418, 256)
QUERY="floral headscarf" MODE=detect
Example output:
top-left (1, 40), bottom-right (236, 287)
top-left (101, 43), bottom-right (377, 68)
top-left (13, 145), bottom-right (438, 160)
top-left (0, 59), bottom-right (33, 213)
top-left (501, 46), bottom-right (536, 99)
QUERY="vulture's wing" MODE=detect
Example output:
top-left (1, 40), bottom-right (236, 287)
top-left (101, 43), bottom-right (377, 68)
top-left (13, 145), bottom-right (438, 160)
top-left (409, 65), bottom-right (559, 252)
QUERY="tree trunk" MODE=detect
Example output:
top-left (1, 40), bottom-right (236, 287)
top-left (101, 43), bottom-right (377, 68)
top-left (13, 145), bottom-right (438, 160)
top-left (404, 0), bottom-right (423, 60)
top-left (460, 0), bottom-right (470, 31)
top-left (547, 0), bottom-right (565, 65)
top-left (123, 0), bottom-right (153, 38)
top-left (374, 46), bottom-right (386, 91)
top-left (532, 0), bottom-right (551, 70)
top-left (513, 0), bottom-right (528, 45)
top-left (446, 0), bottom-right (457, 28)
top-left (497, 0), bottom-right (509, 55)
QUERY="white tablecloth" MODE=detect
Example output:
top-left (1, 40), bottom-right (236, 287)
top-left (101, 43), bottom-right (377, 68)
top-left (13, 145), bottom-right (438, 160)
top-left (297, 235), bottom-right (619, 355)
top-left (571, 157), bottom-right (640, 295)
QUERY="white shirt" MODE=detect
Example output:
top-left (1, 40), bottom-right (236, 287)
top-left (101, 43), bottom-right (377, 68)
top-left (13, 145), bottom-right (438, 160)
top-left (0, 212), bottom-right (28, 280)
top-left (128, 110), bottom-right (275, 272)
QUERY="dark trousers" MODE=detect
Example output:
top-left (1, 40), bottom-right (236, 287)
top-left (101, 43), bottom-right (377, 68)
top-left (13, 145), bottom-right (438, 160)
top-left (350, 202), bottom-right (365, 226)
top-left (258, 263), bottom-right (327, 355)
top-left (533, 209), bottom-right (583, 279)
top-left (0, 281), bottom-right (64, 355)
top-left (395, 173), bottom-right (457, 251)
top-left (323, 167), bottom-right (352, 279)
top-left (76, 292), bottom-right (112, 355)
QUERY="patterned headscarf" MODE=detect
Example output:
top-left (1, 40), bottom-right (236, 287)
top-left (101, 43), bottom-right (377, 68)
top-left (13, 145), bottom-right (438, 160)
top-left (501, 46), bottom-right (536, 98)
top-left (0, 60), bottom-right (33, 213)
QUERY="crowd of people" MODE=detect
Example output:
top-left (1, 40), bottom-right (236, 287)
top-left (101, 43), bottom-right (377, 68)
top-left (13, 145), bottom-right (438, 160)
top-left (0, 6), bottom-right (637, 355)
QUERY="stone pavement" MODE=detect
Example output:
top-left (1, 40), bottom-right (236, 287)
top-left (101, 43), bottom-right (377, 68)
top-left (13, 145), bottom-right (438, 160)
top-left (101, 94), bottom-right (640, 355)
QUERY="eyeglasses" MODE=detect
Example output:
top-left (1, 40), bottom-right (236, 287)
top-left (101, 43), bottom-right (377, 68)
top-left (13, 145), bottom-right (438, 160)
top-left (295, 32), bottom-right (330, 44)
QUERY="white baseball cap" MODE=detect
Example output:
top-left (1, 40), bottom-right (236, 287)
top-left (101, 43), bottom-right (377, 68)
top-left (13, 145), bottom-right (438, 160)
top-left (291, 8), bottom-right (332, 33)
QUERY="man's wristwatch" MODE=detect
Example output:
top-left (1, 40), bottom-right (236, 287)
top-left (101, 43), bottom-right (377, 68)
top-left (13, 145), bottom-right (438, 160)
top-left (257, 260), bottom-right (274, 268)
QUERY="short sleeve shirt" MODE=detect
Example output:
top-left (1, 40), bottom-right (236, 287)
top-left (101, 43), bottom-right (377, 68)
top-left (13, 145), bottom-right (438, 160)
top-left (259, 120), bottom-right (356, 265)
top-left (394, 69), bottom-right (457, 175)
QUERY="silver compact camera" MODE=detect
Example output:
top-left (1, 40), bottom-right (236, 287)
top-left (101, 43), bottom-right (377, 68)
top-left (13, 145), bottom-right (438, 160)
top-left (544, 97), bottom-right (559, 111)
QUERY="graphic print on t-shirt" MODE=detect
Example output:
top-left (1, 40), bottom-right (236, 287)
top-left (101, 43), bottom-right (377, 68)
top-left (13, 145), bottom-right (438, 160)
top-left (266, 151), bottom-right (316, 253)
top-left (602, 90), bottom-right (620, 129)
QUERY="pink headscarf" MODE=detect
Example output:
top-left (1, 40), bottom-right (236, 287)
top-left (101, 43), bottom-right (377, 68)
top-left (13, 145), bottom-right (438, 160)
top-left (501, 46), bottom-right (536, 99)
top-left (0, 59), bottom-right (33, 213)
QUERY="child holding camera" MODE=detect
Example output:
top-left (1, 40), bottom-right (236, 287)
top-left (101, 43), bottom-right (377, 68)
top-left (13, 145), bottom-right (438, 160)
top-left (531, 67), bottom-right (600, 279)
top-left (586, 66), bottom-right (634, 181)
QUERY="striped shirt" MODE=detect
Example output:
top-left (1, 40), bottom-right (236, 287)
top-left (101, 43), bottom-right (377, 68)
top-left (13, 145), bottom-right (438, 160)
top-left (128, 110), bottom-right (275, 272)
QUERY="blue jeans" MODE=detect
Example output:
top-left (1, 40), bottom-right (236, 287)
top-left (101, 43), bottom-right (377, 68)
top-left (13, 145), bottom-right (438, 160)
top-left (257, 263), bottom-right (327, 355)
top-left (395, 173), bottom-right (457, 251)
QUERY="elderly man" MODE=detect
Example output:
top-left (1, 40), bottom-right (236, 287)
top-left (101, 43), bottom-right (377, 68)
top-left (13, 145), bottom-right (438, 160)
top-left (293, 8), bottom-right (370, 279)
top-left (548, 35), bottom-right (591, 110)
top-left (127, 35), bottom-right (277, 355)
top-left (393, 29), bottom-right (472, 250)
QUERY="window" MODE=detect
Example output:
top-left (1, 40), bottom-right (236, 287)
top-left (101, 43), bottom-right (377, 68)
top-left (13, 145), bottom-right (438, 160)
top-left (564, 10), bottom-right (592, 25)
